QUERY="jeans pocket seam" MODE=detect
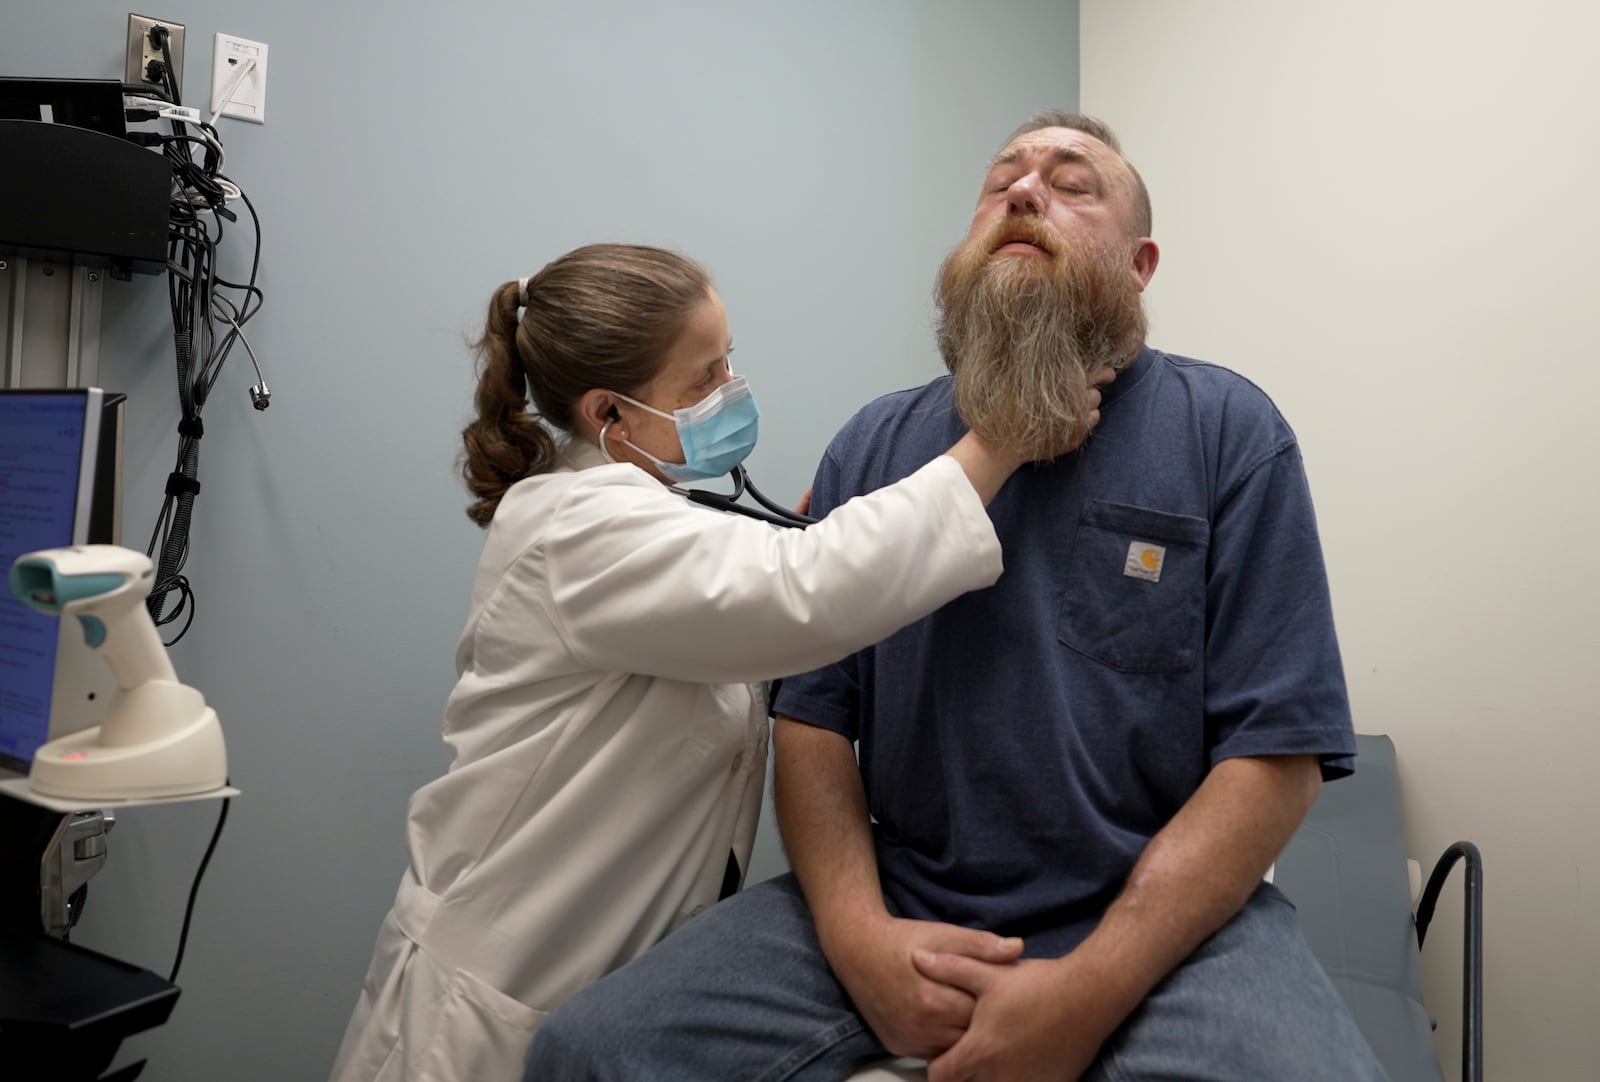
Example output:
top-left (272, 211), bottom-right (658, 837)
top-left (751, 1014), bottom-right (867, 1082)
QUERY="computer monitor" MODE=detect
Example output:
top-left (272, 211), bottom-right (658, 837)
top-left (0, 388), bottom-right (125, 775)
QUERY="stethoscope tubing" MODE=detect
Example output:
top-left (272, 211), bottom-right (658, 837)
top-left (598, 420), bottom-right (816, 529)
top-left (677, 465), bottom-right (817, 529)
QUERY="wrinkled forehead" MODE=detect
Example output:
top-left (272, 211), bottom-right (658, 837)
top-left (987, 126), bottom-right (1125, 183)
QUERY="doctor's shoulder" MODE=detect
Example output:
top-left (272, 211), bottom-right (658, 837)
top-left (470, 456), bottom-right (679, 591)
top-left (488, 453), bottom-right (668, 535)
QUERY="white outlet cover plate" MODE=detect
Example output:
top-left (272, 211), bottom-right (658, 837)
top-left (211, 33), bottom-right (269, 123)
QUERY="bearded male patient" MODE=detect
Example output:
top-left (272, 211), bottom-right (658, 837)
top-left (523, 110), bottom-right (1385, 1082)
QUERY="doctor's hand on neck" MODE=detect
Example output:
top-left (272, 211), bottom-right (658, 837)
top-left (945, 365), bottom-right (1115, 505)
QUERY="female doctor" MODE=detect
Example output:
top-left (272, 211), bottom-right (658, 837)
top-left (328, 244), bottom-right (1108, 1082)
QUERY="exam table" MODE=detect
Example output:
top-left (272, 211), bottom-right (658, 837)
top-left (1274, 732), bottom-right (1482, 1082)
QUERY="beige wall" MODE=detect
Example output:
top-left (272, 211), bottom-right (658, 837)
top-left (1081, 1), bottom-right (1600, 1076)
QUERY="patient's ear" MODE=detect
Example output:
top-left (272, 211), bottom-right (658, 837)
top-left (1132, 238), bottom-right (1160, 290)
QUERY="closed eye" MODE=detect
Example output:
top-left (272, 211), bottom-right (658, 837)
top-left (1050, 168), bottom-right (1099, 196)
top-left (696, 354), bottom-right (732, 389)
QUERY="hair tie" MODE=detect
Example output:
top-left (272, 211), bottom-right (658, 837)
top-left (516, 276), bottom-right (531, 307)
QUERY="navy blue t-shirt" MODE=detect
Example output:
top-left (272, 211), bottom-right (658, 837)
top-left (772, 347), bottom-right (1356, 958)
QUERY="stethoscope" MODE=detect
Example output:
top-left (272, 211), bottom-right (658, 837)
top-left (676, 464), bottom-right (818, 529)
top-left (598, 416), bottom-right (818, 529)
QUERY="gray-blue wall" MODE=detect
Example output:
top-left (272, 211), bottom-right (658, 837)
top-left (2, 4), bottom-right (1078, 1078)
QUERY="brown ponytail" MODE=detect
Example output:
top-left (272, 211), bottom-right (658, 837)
top-left (460, 244), bottom-right (712, 527)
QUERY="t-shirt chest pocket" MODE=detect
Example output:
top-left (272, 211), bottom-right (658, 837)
top-left (1057, 500), bottom-right (1209, 673)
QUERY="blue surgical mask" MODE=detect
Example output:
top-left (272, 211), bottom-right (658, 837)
top-left (602, 375), bottom-right (761, 483)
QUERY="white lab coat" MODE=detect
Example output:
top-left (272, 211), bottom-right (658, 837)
top-left (328, 439), bottom-right (1002, 1082)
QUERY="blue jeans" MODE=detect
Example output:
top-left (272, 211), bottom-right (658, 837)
top-left (525, 874), bottom-right (1387, 1081)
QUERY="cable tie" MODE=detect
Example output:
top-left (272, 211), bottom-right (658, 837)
top-left (165, 473), bottom-right (201, 497)
top-left (178, 417), bottom-right (205, 438)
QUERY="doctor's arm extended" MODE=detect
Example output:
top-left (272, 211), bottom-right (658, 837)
top-left (543, 435), bottom-right (1005, 685)
top-left (543, 375), bottom-right (1112, 687)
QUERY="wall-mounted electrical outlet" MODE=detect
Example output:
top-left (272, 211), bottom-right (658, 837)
top-left (211, 34), bottom-right (269, 124)
top-left (126, 14), bottom-right (186, 99)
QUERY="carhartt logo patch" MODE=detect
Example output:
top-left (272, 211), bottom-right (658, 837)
top-left (1123, 541), bottom-right (1165, 583)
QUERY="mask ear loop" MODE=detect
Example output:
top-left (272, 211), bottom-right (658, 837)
top-left (599, 414), bottom-right (673, 476)
top-left (602, 411), bottom-right (811, 527)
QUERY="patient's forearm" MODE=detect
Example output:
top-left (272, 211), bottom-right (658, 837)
top-left (773, 716), bottom-right (885, 944)
top-left (1062, 754), bottom-right (1322, 1016)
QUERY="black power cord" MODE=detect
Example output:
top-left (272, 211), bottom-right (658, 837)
top-left (168, 787), bottom-right (231, 984)
top-left (125, 31), bottom-right (268, 643)
top-left (122, 80), bottom-right (170, 101)
top-left (105, 23), bottom-right (250, 994)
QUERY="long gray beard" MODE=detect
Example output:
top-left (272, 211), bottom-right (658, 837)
top-left (936, 238), bottom-right (1146, 458)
